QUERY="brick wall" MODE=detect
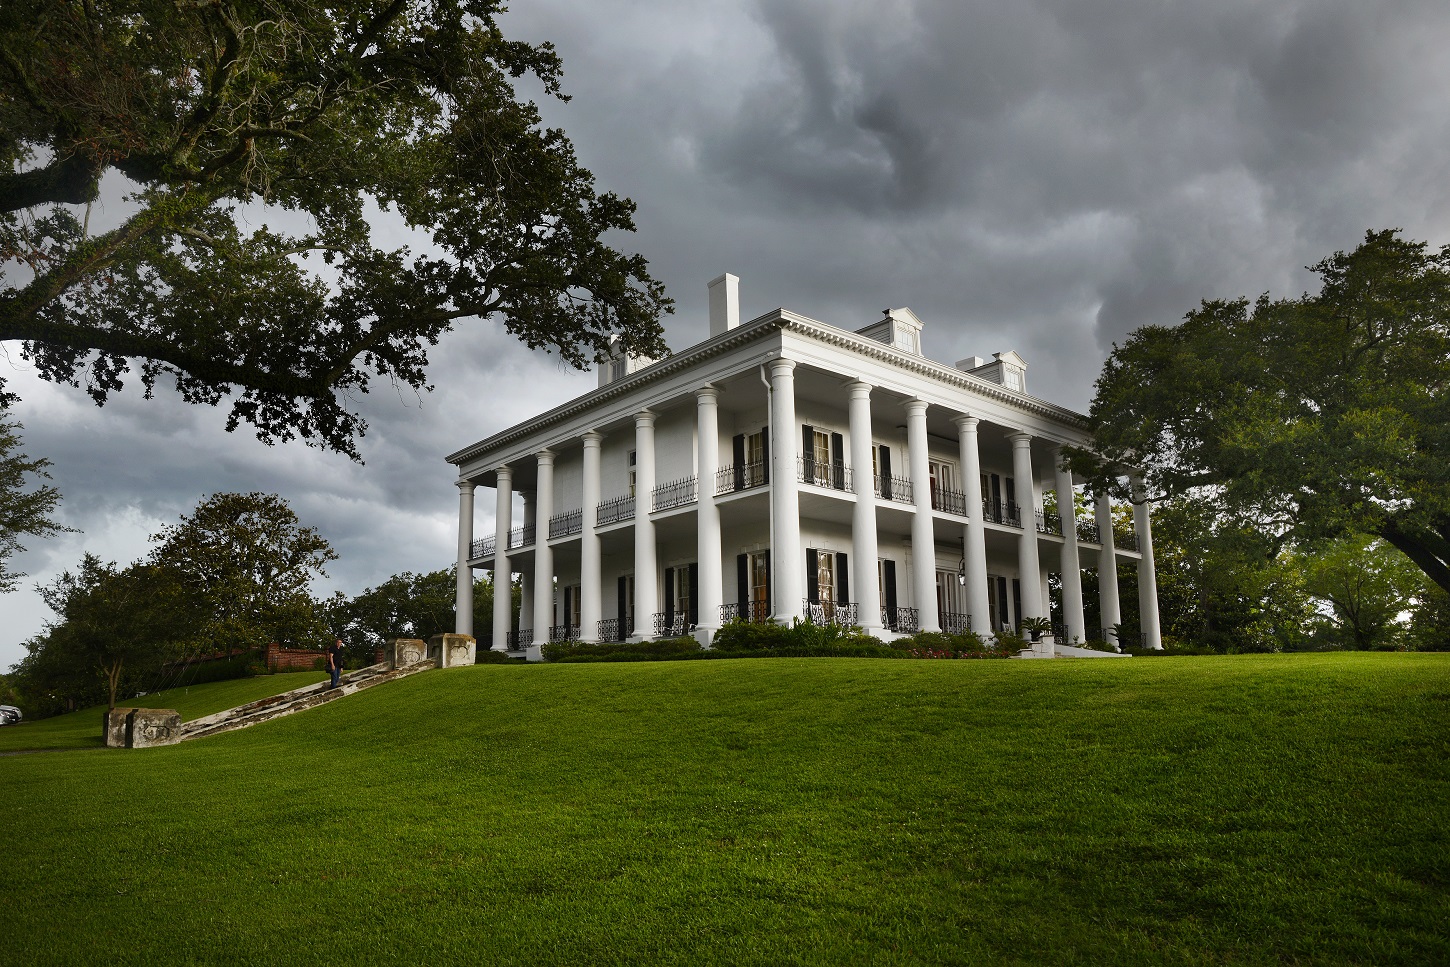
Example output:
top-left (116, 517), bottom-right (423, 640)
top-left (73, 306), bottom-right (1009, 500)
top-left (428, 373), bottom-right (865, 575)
top-left (264, 643), bottom-right (326, 672)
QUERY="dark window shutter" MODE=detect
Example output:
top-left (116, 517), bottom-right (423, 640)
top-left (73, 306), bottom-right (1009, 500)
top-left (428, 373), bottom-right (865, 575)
top-left (733, 434), bottom-right (745, 489)
top-left (761, 426), bottom-right (770, 484)
top-left (884, 559), bottom-right (898, 613)
top-left (836, 552), bottom-right (849, 604)
top-left (990, 473), bottom-right (1002, 514)
top-left (563, 586), bottom-right (573, 631)
top-left (802, 425), bottom-right (815, 482)
top-left (764, 552), bottom-right (771, 613)
top-left (996, 576), bottom-right (1009, 627)
top-left (806, 548), bottom-right (819, 604)
top-left (737, 554), bottom-right (749, 617)
top-left (831, 433), bottom-right (845, 489)
top-left (618, 576), bottom-right (628, 637)
top-left (1005, 476), bottom-right (1016, 511)
top-left (880, 445), bottom-right (893, 498)
top-left (664, 567), bottom-right (675, 626)
top-left (688, 563), bottom-right (699, 625)
top-left (1012, 578), bottom-right (1022, 630)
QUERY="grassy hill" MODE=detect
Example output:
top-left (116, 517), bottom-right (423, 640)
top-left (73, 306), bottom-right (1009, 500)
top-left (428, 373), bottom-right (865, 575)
top-left (2, 654), bottom-right (1446, 965)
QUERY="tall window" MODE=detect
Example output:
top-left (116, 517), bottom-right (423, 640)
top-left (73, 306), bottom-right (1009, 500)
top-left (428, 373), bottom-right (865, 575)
top-left (929, 460), bottom-right (955, 510)
top-left (628, 449), bottom-right (637, 496)
top-left (674, 568), bottom-right (692, 626)
top-left (749, 550), bottom-right (770, 617)
top-left (813, 430), bottom-right (831, 486)
top-left (746, 431), bottom-right (766, 487)
top-left (816, 552), bottom-right (835, 609)
top-left (935, 570), bottom-right (961, 618)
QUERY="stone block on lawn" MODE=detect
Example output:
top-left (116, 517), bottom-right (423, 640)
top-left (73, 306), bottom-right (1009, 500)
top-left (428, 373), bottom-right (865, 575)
top-left (126, 708), bottom-right (182, 748)
top-left (387, 638), bottom-right (428, 670)
top-left (104, 707), bottom-right (136, 748)
top-left (428, 633), bottom-right (476, 668)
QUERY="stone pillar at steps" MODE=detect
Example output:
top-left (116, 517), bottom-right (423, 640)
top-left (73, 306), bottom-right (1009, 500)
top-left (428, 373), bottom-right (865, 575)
top-left (126, 708), bottom-right (182, 748)
top-left (104, 707), bottom-right (137, 748)
top-left (428, 633), bottom-right (477, 668)
top-left (387, 638), bottom-right (428, 670)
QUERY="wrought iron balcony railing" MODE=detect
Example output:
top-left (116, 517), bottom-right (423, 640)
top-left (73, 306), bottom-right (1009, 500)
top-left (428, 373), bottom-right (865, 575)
top-left (797, 457), bottom-right (852, 491)
top-left (716, 461), bottom-right (768, 495)
top-left (652, 475), bottom-right (697, 512)
top-left (596, 494), bottom-right (636, 526)
top-left (982, 499), bottom-right (1022, 527)
top-left (720, 601), bottom-right (772, 624)
top-left (548, 624), bottom-right (580, 643)
top-left (506, 629), bottom-right (533, 650)
top-left (1076, 521), bottom-right (1101, 544)
top-left (931, 487), bottom-right (969, 516)
top-left (471, 537), bottom-right (494, 558)
top-left (940, 611), bottom-right (973, 635)
top-left (800, 599), bottom-right (859, 626)
top-left (653, 612), bottom-right (689, 637)
top-left (508, 523), bottom-right (536, 548)
top-left (875, 473), bottom-right (914, 503)
top-left (1116, 531), bottom-right (1141, 552)
top-left (597, 617), bottom-right (633, 641)
top-left (1035, 511), bottom-right (1062, 536)
top-left (549, 509), bottom-right (583, 539)
top-left (881, 606), bottom-right (919, 633)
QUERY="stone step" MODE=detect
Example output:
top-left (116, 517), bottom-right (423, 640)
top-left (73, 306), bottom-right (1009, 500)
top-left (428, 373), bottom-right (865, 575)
top-left (178, 660), bottom-right (434, 741)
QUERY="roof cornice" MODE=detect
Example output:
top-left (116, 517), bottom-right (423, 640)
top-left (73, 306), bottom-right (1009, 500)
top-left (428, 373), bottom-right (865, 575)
top-left (447, 311), bottom-right (1088, 468)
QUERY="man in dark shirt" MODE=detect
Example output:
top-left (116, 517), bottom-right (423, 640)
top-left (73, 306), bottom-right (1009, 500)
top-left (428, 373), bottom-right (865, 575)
top-left (327, 639), bottom-right (344, 689)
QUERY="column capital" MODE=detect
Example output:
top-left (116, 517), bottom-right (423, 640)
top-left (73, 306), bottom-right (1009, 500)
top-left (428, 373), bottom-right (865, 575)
top-left (903, 398), bottom-right (929, 417)
top-left (634, 409), bottom-right (656, 427)
top-left (495, 464), bottom-right (512, 482)
top-left (456, 478), bottom-right (476, 494)
top-left (953, 414), bottom-right (980, 431)
top-left (1007, 431), bottom-right (1033, 448)
top-left (535, 448), bottom-right (555, 465)
top-left (582, 429), bottom-right (602, 447)
top-left (845, 380), bottom-right (873, 399)
top-left (696, 385), bottom-right (720, 402)
top-left (768, 357), bottom-right (797, 377)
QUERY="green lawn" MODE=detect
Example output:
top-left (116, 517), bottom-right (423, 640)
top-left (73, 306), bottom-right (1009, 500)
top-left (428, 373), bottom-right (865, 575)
top-left (0, 671), bottom-right (327, 752)
top-left (2, 653), bottom-right (1446, 965)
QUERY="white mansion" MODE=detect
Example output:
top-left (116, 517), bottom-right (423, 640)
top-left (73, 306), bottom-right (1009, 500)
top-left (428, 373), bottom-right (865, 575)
top-left (447, 275), bottom-right (1162, 658)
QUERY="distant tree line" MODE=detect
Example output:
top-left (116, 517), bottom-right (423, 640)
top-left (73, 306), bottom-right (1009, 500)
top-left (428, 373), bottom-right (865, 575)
top-left (6, 492), bottom-right (517, 718)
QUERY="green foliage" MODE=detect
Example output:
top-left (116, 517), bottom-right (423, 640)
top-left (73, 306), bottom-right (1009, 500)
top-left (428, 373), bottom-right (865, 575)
top-left (0, 406), bottom-right (70, 592)
top-left (893, 629), bottom-right (1014, 659)
top-left (0, 0), bottom-right (670, 458)
top-left (709, 618), bottom-right (894, 658)
top-left (149, 492), bottom-right (336, 655)
top-left (1299, 534), bottom-right (1425, 650)
top-left (1072, 229), bottom-right (1450, 596)
top-left (541, 636), bottom-right (705, 663)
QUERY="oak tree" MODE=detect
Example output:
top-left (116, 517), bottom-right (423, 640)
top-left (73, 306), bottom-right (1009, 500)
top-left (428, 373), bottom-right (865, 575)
top-left (0, 1), bottom-right (671, 458)
top-left (1072, 230), bottom-right (1450, 596)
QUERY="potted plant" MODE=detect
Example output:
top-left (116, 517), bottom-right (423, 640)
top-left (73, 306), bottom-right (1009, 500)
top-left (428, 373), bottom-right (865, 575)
top-left (1020, 617), bottom-right (1054, 643)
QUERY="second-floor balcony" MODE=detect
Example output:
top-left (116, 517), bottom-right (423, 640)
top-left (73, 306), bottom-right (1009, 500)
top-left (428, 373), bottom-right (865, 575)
top-left (716, 460), bottom-right (768, 496)
top-left (982, 499), bottom-right (1022, 527)
top-left (471, 536), bottom-right (494, 558)
top-left (596, 494), bottom-right (635, 526)
top-left (931, 486), bottom-right (969, 516)
top-left (652, 475), bottom-right (698, 512)
top-left (1036, 511), bottom-right (1062, 536)
top-left (508, 523), bottom-right (535, 549)
top-left (876, 473), bottom-right (914, 504)
top-left (549, 508), bottom-right (583, 539)
top-left (798, 456), bottom-right (852, 491)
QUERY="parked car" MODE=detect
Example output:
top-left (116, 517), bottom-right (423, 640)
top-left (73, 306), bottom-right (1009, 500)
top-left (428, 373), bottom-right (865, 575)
top-left (0, 705), bottom-right (22, 725)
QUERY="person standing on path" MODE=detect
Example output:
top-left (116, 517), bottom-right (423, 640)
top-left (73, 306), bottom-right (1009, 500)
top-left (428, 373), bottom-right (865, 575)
top-left (327, 639), bottom-right (344, 689)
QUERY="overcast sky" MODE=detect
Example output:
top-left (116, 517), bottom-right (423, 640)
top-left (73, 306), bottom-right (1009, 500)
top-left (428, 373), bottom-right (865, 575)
top-left (5, 0), bottom-right (1450, 670)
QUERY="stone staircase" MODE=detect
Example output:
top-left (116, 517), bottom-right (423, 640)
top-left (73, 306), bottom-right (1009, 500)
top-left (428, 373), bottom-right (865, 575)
top-left (177, 659), bottom-right (435, 742)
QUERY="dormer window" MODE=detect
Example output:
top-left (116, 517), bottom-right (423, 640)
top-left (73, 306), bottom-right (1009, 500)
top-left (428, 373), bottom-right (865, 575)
top-left (1004, 366), bottom-right (1023, 392)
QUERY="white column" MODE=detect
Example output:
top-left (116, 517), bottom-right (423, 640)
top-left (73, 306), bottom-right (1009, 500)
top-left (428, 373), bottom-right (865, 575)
top-left (580, 431), bottom-right (603, 642)
top-left (455, 480), bottom-right (475, 637)
top-left (491, 466), bottom-right (512, 652)
top-left (847, 382), bottom-right (883, 634)
top-left (1009, 433), bottom-right (1045, 621)
top-left (696, 388), bottom-right (723, 643)
top-left (1053, 448), bottom-right (1086, 643)
top-left (1095, 490), bottom-right (1122, 649)
top-left (632, 410), bottom-right (658, 640)
top-left (955, 416), bottom-right (990, 636)
top-left (905, 399), bottom-right (940, 633)
top-left (1133, 475), bottom-right (1163, 650)
top-left (769, 358), bottom-right (802, 621)
top-left (530, 450), bottom-right (554, 661)
top-left (517, 495), bottom-right (534, 643)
